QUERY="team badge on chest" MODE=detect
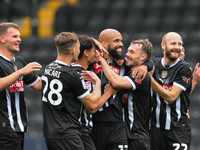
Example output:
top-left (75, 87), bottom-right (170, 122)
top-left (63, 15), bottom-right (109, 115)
top-left (161, 70), bottom-right (168, 79)
top-left (14, 65), bottom-right (18, 71)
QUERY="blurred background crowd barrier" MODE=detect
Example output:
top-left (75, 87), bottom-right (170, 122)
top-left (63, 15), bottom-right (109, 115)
top-left (0, 0), bottom-right (200, 149)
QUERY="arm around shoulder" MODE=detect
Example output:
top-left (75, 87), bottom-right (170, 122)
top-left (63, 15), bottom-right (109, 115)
top-left (151, 76), bottom-right (183, 103)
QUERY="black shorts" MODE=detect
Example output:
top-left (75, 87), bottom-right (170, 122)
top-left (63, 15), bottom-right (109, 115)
top-left (128, 139), bottom-right (150, 150)
top-left (81, 127), bottom-right (96, 150)
top-left (150, 126), bottom-right (191, 150)
top-left (0, 132), bottom-right (24, 150)
top-left (45, 138), bottom-right (85, 150)
top-left (91, 122), bottom-right (128, 150)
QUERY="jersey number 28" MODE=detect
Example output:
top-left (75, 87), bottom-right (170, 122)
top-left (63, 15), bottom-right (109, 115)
top-left (42, 76), bottom-right (63, 105)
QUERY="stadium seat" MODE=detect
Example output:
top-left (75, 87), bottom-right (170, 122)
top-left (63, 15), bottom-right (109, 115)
top-left (121, 12), bottom-right (143, 32)
top-left (85, 12), bottom-right (105, 33)
top-left (104, 12), bottom-right (124, 30)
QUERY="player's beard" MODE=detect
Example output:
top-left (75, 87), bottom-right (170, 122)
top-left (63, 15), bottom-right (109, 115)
top-left (108, 45), bottom-right (123, 60)
top-left (165, 46), bottom-right (180, 61)
top-left (125, 57), bottom-right (139, 69)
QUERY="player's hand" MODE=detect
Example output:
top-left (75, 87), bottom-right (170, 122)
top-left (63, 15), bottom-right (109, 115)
top-left (115, 59), bottom-right (124, 66)
top-left (148, 65), bottom-right (155, 77)
top-left (186, 109), bottom-right (190, 119)
top-left (105, 83), bottom-right (120, 95)
top-left (18, 62), bottom-right (42, 75)
top-left (193, 63), bottom-right (200, 84)
top-left (132, 65), bottom-right (147, 81)
top-left (92, 38), bottom-right (108, 58)
top-left (95, 50), bottom-right (104, 62)
top-left (81, 71), bottom-right (100, 84)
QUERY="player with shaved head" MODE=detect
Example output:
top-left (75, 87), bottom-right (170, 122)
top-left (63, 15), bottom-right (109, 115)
top-left (149, 32), bottom-right (193, 150)
top-left (88, 29), bottom-right (128, 150)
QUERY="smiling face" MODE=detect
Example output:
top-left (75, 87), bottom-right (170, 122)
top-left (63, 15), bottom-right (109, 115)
top-left (125, 43), bottom-right (143, 68)
top-left (162, 32), bottom-right (183, 62)
top-left (86, 46), bottom-right (96, 65)
top-left (99, 29), bottom-right (123, 59)
top-left (106, 32), bottom-right (123, 59)
top-left (1, 27), bottom-right (21, 53)
top-left (78, 35), bottom-right (96, 65)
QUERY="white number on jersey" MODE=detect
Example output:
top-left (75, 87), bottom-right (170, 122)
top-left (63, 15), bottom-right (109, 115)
top-left (42, 76), bottom-right (63, 105)
top-left (173, 143), bottom-right (187, 150)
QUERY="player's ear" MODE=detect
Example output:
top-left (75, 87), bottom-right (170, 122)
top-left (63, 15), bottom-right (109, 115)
top-left (141, 53), bottom-right (147, 61)
top-left (0, 36), bottom-right (5, 43)
top-left (101, 41), bottom-right (107, 50)
top-left (72, 47), bottom-right (75, 55)
top-left (84, 49), bottom-right (89, 56)
top-left (161, 42), bottom-right (165, 50)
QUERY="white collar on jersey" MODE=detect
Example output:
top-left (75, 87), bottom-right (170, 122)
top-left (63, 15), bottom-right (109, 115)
top-left (0, 53), bottom-right (15, 62)
top-left (161, 57), bottom-right (181, 68)
top-left (71, 63), bottom-right (82, 68)
top-left (55, 60), bottom-right (69, 66)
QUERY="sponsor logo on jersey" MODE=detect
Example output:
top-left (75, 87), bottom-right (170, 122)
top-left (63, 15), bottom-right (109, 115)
top-left (161, 70), bottom-right (168, 79)
top-left (93, 62), bottom-right (102, 74)
top-left (186, 78), bottom-right (191, 84)
top-left (10, 80), bottom-right (24, 92)
top-left (85, 81), bottom-right (91, 91)
top-left (182, 76), bottom-right (187, 81)
top-left (122, 92), bottom-right (128, 103)
top-left (49, 63), bottom-right (62, 69)
top-left (110, 66), bottom-right (120, 75)
top-left (158, 78), bottom-right (166, 83)
top-left (158, 83), bottom-right (172, 91)
top-left (182, 76), bottom-right (191, 84)
top-left (93, 62), bottom-right (120, 75)
top-left (135, 79), bottom-right (142, 84)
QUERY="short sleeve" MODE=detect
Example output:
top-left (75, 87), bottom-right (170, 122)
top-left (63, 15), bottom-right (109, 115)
top-left (125, 73), bottom-right (151, 91)
top-left (71, 70), bottom-right (90, 99)
top-left (173, 64), bottom-right (193, 91)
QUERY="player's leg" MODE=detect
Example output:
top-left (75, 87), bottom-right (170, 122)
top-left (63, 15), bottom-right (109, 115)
top-left (107, 123), bottom-right (128, 150)
top-left (164, 129), bottom-right (191, 150)
top-left (0, 132), bottom-right (24, 150)
top-left (128, 139), bottom-right (150, 150)
top-left (81, 127), bottom-right (96, 150)
top-left (45, 138), bottom-right (85, 150)
top-left (150, 126), bottom-right (167, 150)
top-left (91, 123), bottom-right (107, 150)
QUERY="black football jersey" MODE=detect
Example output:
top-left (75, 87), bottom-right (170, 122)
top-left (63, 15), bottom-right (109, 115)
top-left (88, 59), bottom-right (126, 123)
top-left (42, 60), bottom-right (89, 138)
top-left (123, 72), bottom-right (151, 139)
top-left (0, 54), bottom-right (39, 132)
top-left (72, 64), bottom-right (93, 130)
top-left (151, 57), bottom-right (192, 130)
